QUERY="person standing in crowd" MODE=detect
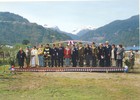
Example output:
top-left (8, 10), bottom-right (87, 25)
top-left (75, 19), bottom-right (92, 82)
top-left (128, 49), bottom-right (135, 69)
top-left (91, 42), bottom-right (98, 67)
top-left (58, 43), bottom-right (64, 67)
top-left (84, 44), bottom-right (92, 67)
top-left (104, 41), bottom-right (111, 67)
top-left (38, 45), bottom-right (44, 67)
top-left (97, 43), bottom-right (105, 67)
top-left (64, 45), bottom-right (71, 67)
top-left (78, 43), bottom-right (85, 67)
top-left (111, 44), bottom-right (117, 67)
top-left (51, 44), bottom-right (59, 67)
top-left (17, 48), bottom-right (26, 68)
top-left (30, 46), bottom-right (39, 67)
top-left (25, 46), bottom-right (31, 68)
top-left (71, 44), bottom-right (78, 67)
top-left (116, 44), bottom-right (124, 68)
top-left (44, 44), bottom-right (51, 67)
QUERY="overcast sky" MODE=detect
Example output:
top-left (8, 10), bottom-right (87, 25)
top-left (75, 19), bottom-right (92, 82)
top-left (0, 0), bottom-right (139, 33)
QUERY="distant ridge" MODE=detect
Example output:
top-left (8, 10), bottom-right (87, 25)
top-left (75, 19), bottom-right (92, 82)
top-left (0, 12), bottom-right (139, 46)
top-left (80, 15), bottom-right (139, 46)
top-left (0, 12), bottom-right (72, 45)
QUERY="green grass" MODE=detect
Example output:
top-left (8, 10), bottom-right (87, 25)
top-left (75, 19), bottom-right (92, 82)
top-left (0, 66), bottom-right (140, 100)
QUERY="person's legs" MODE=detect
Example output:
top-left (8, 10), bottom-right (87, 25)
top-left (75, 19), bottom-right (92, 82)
top-left (65, 58), bottom-right (68, 67)
top-left (21, 59), bottom-right (24, 68)
top-left (61, 57), bottom-right (64, 67)
top-left (41, 55), bottom-right (44, 67)
top-left (79, 56), bottom-right (83, 67)
top-left (85, 55), bottom-right (90, 67)
top-left (67, 58), bottom-right (70, 66)
top-left (58, 58), bottom-right (60, 67)
top-left (101, 59), bottom-right (104, 67)
top-left (74, 57), bottom-right (77, 67)
top-left (51, 58), bottom-right (54, 67)
top-left (31, 57), bottom-right (35, 67)
top-left (54, 58), bottom-right (58, 67)
top-left (72, 57), bottom-right (76, 67)
top-left (105, 58), bottom-right (110, 67)
top-left (117, 59), bottom-right (121, 67)
top-left (38, 55), bottom-right (41, 66)
top-left (92, 56), bottom-right (96, 67)
top-left (111, 59), bottom-right (116, 67)
top-left (116, 59), bottom-right (119, 67)
top-left (120, 59), bottom-right (123, 68)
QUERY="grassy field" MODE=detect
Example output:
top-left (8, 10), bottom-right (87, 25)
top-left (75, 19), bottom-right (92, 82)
top-left (0, 66), bottom-right (140, 100)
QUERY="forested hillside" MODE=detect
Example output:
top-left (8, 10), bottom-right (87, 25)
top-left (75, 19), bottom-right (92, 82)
top-left (0, 12), bottom-right (72, 45)
top-left (80, 15), bottom-right (139, 46)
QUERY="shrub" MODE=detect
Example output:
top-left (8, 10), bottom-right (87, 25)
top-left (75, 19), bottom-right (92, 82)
top-left (124, 59), bottom-right (131, 68)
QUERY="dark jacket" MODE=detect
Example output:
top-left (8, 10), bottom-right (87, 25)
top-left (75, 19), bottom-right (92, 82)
top-left (104, 45), bottom-right (111, 59)
top-left (58, 46), bottom-right (64, 58)
top-left (97, 47), bottom-right (105, 60)
top-left (91, 46), bottom-right (98, 56)
top-left (51, 47), bottom-right (59, 59)
top-left (78, 47), bottom-right (84, 57)
top-left (16, 50), bottom-right (26, 66)
top-left (71, 47), bottom-right (78, 58)
top-left (84, 47), bottom-right (92, 55)
top-left (44, 47), bottom-right (51, 58)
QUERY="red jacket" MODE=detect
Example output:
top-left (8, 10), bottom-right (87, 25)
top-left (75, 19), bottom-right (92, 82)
top-left (64, 48), bottom-right (71, 58)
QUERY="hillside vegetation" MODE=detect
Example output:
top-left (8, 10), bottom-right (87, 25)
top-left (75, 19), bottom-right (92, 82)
top-left (0, 12), bottom-right (72, 45)
top-left (80, 15), bottom-right (139, 46)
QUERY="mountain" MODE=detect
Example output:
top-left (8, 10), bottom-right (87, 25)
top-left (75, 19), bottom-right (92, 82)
top-left (0, 12), bottom-right (29, 23)
top-left (0, 12), bottom-right (72, 45)
top-left (63, 32), bottom-right (79, 40)
top-left (80, 15), bottom-right (139, 46)
top-left (44, 24), bottom-right (79, 40)
top-left (72, 26), bottom-right (96, 37)
top-left (44, 24), bottom-right (60, 32)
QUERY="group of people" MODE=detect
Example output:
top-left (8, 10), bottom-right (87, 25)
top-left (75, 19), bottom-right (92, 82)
top-left (16, 41), bottom-right (135, 68)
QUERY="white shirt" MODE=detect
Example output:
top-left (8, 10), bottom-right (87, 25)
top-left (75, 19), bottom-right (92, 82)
top-left (31, 49), bottom-right (38, 56)
top-left (111, 49), bottom-right (115, 59)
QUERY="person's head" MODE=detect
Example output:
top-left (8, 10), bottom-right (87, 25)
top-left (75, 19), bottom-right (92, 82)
top-left (33, 46), bottom-right (36, 49)
top-left (105, 41), bottom-right (109, 45)
top-left (40, 44), bottom-right (43, 48)
top-left (53, 44), bottom-right (55, 47)
top-left (26, 46), bottom-right (29, 49)
top-left (130, 49), bottom-right (133, 52)
top-left (79, 42), bottom-right (83, 47)
top-left (99, 43), bottom-right (103, 47)
top-left (119, 44), bottom-right (123, 48)
top-left (46, 44), bottom-right (49, 48)
top-left (72, 44), bottom-right (75, 48)
top-left (116, 45), bottom-right (119, 48)
top-left (19, 47), bottom-right (23, 51)
top-left (86, 44), bottom-right (89, 48)
top-left (59, 43), bottom-right (62, 47)
top-left (112, 44), bottom-right (115, 48)
top-left (65, 45), bottom-right (69, 48)
top-left (92, 42), bottom-right (95, 46)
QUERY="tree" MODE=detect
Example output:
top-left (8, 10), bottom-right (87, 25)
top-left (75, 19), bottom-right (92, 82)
top-left (22, 40), bottom-right (30, 45)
